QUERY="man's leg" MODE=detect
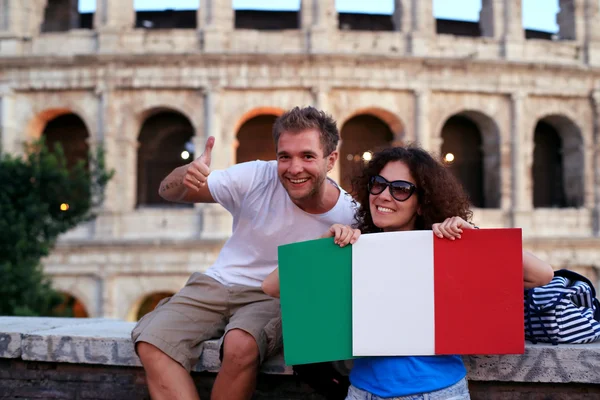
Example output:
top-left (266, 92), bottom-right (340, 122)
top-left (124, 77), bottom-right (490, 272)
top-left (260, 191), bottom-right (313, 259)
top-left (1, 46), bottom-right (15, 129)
top-left (137, 342), bottom-right (200, 400)
top-left (211, 329), bottom-right (260, 400)
top-left (131, 273), bottom-right (228, 400)
top-left (211, 288), bottom-right (282, 400)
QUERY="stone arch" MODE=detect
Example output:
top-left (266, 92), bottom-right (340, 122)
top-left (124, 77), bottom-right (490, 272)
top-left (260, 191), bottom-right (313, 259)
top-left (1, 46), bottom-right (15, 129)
top-left (116, 95), bottom-right (202, 210)
top-left (339, 107), bottom-right (404, 141)
top-left (127, 291), bottom-right (175, 322)
top-left (43, 113), bottom-right (90, 169)
top-left (136, 108), bottom-right (195, 207)
top-left (49, 277), bottom-right (98, 317)
top-left (532, 114), bottom-right (584, 208)
top-left (137, 104), bottom-right (199, 130)
top-left (232, 107), bottom-right (285, 164)
top-left (127, 99), bottom-right (202, 145)
top-left (53, 291), bottom-right (90, 318)
top-left (339, 113), bottom-right (396, 192)
top-left (438, 110), bottom-right (501, 208)
top-left (221, 91), bottom-right (314, 163)
top-left (232, 107), bottom-right (285, 135)
top-left (26, 109), bottom-right (91, 170)
top-left (26, 108), bottom-right (92, 141)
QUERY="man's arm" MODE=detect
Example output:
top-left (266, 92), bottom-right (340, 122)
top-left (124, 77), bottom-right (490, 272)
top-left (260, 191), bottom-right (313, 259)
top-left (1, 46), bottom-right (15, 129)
top-left (158, 136), bottom-right (216, 204)
top-left (261, 225), bottom-right (361, 298)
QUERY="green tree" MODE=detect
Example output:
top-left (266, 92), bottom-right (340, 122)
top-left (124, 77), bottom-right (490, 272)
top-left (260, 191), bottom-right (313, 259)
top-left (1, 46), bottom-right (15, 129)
top-left (0, 139), bottom-right (113, 316)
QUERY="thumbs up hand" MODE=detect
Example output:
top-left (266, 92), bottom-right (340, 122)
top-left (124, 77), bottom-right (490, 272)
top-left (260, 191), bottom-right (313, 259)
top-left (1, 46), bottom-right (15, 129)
top-left (183, 136), bottom-right (214, 191)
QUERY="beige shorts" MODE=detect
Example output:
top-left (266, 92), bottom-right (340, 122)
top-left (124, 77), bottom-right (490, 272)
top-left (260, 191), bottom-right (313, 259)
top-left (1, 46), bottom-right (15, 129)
top-left (131, 272), bottom-right (282, 372)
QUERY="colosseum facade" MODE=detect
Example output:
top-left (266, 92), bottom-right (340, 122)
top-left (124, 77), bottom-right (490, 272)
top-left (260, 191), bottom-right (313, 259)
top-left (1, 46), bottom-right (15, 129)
top-left (0, 0), bottom-right (599, 320)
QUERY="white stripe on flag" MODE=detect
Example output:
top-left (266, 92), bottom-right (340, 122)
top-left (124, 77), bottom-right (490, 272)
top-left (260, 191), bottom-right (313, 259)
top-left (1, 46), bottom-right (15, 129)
top-left (352, 231), bottom-right (435, 356)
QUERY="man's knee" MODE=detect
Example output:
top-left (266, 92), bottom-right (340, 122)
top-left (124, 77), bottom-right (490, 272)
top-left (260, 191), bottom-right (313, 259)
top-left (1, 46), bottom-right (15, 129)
top-left (221, 329), bottom-right (259, 369)
top-left (137, 342), bottom-right (167, 368)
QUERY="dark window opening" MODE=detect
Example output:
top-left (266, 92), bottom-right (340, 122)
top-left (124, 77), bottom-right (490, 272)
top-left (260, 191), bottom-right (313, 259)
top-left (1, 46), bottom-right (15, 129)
top-left (441, 116), bottom-right (485, 208)
top-left (42, 0), bottom-right (89, 32)
top-left (525, 29), bottom-right (554, 40)
top-left (340, 115), bottom-right (394, 193)
top-left (80, 12), bottom-right (93, 29)
top-left (43, 113), bottom-right (90, 170)
top-left (236, 115), bottom-right (278, 163)
top-left (533, 122), bottom-right (566, 208)
top-left (436, 19), bottom-right (481, 37)
top-left (235, 10), bottom-right (299, 30)
top-left (136, 10), bottom-right (197, 29)
top-left (137, 112), bottom-right (195, 207)
top-left (338, 13), bottom-right (394, 31)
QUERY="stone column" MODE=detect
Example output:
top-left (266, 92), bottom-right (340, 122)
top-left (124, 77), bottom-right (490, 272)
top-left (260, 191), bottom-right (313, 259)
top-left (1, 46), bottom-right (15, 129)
top-left (557, 0), bottom-right (585, 41)
top-left (200, 87), bottom-right (229, 170)
top-left (198, 0), bottom-right (234, 52)
top-left (100, 85), bottom-right (137, 217)
top-left (414, 89), bottom-right (431, 152)
top-left (0, 88), bottom-right (20, 156)
top-left (392, 0), bottom-right (410, 33)
top-left (300, 0), bottom-right (336, 30)
top-left (406, 0), bottom-right (435, 56)
top-left (94, 0), bottom-right (134, 53)
top-left (591, 91), bottom-right (600, 236)
top-left (583, 0), bottom-right (600, 65)
top-left (479, 0), bottom-right (524, 58)
top-left (0, 92), bottom-right (4, 154)
top-left (199, 87), bottom-right (232, 239)
top-left (99, 274), bottom-right (111, 318)
top-left (300, 0), bottom-right (337, 53)
top-left (0, 0), bottom-right (47, 37)
top-left (91, 83), bottom-right (120, 240)
top-left (91, 83), bottom-right (137, 238)
top-left (94, 0), bottom-right (135, 31)
top-left (0, 91), bottom-right (5, 154)
top-left (311, 86), bottom-right (340, 184)
top-left (510, 92), bottom-right (532, 227)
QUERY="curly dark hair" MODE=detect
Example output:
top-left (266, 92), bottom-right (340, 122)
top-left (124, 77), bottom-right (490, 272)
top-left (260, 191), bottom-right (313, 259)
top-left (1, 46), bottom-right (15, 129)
top-left (272, 106), bottom-right (339, 156)
top-left (352, 146), bottom-right (473, 233)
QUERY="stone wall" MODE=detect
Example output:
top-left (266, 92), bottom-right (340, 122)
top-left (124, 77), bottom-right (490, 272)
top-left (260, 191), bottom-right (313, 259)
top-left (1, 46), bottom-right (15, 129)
top-left (1, 318), bottom-right (599, 399)
top-left (0, 0), bottom-right (599, 319)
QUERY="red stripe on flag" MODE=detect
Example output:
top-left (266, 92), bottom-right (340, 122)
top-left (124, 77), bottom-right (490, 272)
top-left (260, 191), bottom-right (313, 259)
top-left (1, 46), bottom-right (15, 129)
top-left (434, 229), bottom-right (524, 355)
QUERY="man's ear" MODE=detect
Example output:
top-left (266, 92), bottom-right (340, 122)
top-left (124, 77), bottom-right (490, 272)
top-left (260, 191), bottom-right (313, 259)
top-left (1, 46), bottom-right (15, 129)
top-left (327, 151), bottom-right (338, 172)
top-left (417, 206), bottom-right (422, 216)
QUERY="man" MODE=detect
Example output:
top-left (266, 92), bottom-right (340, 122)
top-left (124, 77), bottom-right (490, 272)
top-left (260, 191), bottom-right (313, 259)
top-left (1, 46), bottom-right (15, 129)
top-left (132, 106), bottom-right (357, 400)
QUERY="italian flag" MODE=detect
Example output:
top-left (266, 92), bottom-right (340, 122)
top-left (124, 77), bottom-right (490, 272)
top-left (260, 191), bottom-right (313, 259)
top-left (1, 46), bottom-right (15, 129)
top-left (279, 229), bottom-right (524, 366)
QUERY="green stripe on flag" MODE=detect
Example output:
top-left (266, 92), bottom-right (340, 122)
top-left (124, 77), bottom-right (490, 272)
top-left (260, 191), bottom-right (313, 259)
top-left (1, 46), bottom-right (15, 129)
top-left (278, 237), bottom-right (354, 365)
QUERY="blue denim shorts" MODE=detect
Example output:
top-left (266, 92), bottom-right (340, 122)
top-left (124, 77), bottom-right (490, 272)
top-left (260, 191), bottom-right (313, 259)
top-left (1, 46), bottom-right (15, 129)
top-left (345, 377), bottom-right (470, 400)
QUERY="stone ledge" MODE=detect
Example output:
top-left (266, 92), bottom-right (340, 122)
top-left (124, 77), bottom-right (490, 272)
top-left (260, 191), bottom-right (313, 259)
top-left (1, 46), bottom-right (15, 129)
top-left (1, 317), bottom-right (599, 384)
top-left (0, 317), bottom-right (289, 375)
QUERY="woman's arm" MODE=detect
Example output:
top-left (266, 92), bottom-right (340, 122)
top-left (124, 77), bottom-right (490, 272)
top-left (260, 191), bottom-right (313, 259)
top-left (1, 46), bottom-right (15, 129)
top-left (523, 251), bottom-right (554, 289)
top-left (262, 268), bottom-right (280, 298)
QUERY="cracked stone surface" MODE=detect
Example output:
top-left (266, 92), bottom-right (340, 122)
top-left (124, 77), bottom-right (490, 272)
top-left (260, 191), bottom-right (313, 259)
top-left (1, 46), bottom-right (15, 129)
top-left (2, 317), bottom-right (599, 382)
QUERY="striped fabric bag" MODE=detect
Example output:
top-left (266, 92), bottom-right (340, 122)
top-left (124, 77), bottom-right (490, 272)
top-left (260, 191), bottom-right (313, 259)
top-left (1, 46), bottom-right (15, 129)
top-left (524, 269), bottom-right (600, 344)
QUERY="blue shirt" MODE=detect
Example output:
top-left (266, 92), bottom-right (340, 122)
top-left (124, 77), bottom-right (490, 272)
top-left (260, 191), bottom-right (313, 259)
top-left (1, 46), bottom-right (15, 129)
top-left (349, 355), bottom-right (467, 397)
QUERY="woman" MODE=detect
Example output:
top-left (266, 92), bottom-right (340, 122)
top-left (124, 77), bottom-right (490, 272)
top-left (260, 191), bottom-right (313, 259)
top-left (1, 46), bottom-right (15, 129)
top-left (263, 146), bottom-right (554, 399)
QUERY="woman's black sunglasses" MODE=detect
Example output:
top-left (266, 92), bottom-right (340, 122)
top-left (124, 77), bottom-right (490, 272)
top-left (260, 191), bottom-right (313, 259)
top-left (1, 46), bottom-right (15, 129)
top-left (368, 175), bottom-right (417, 202)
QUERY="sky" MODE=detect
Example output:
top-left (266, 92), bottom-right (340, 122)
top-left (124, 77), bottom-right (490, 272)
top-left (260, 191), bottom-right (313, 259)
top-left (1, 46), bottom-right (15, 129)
top-left (78, 0), bottom-right (559, 33)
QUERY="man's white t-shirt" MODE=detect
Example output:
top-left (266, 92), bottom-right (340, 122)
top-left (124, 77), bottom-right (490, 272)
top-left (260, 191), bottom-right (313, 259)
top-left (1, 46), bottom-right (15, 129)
top-left (205, 160), bottom-right (357, 287)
